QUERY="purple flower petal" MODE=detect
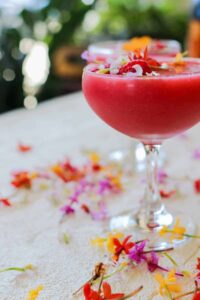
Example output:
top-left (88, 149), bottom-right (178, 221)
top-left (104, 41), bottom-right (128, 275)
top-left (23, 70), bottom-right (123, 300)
top-left (129, 240), bottom-right (147, 264)
top-left (146, 252), bottom-right (159, 272)
top-left (81, 50), bottom-right (89, 60)
top-left (69, 195), bottom-right (78, 203)
top-left (157, 169), bottom-right (168, 184)
top-left (91, 201), bottom-right (108, 221)
top-left (81, 50), bottom-right (96, 63)
top-left (60, 205), bottom-right (75, 215)
top-left (98, 179), bottom-right (112, 195)
top-left (193, 149), bottom-right (200, 160)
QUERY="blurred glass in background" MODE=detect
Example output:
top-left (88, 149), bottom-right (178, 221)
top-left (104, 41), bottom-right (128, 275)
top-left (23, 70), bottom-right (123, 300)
top-left (0, 0), bottom-right (191, 113)
top-left (188, 0), bottom-right (200, 57)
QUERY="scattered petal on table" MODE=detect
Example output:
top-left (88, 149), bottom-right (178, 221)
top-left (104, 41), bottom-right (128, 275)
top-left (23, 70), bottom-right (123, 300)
top-left (194, 179), bottom-right (200, 193)
top-left (0, 198), bottom-right (12, 206)
top-left (193, 149), bottom-right (200, 160)
top-left (160, 189), bottom-right (176, 199)
top-left (26, 285), bottom-right (43, 300)
top-left (17, 143), bottom-right (32, 153)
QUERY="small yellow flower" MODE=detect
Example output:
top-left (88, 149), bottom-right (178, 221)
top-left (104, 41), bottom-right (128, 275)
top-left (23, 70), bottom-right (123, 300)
top-left (154, 273), bottom-right (166, 294)
top-left (174, 51), bottom-right (188, 65)
top-left (107, 232), bottom-right (124, 253)
top-left (39, 183), bottom-right (49, 190)
top-left (31, 172), bottom-right (38, 179)
top-left (91, 237), bottom-right (106, 248)
top-left (159, 225), bottom-right (168, 236)
top-left (108, 175), bottom-right (122, 190)
top-left (51, 164), bottom-right (61, 173)
top-left (155, 270), bottom-right (182, 296)
top-left (120, 261), bottom-right (128, 268)
top-left (172, 219), bottom-right (186, 240)
top-left (159, 218), bottom-right (186, 242)
top-left (24, 264), bottom-right (33, 271)
top-left (167, 270), bottom-right (176, 282)
top-left (91, 232), bottom-right (124, 253)
top-left (89, 152), bottom-right (101, 164)
top-left (26, 285), bottom-right (43, 300)
top-left (98, 69), bottom-right (110, 74)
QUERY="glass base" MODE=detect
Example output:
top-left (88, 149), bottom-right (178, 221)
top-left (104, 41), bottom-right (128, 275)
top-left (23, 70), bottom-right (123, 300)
top-left (108, 143), bottom-right (166, 172)
top-left (108, 208), bottom-right (195, 250)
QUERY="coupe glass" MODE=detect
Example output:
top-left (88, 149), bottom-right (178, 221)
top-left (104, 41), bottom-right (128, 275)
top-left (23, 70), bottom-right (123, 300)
top-left (87, 39), bottom-right (181, 170)
top-left (88, 39), bottom-right (181, 62)
top-left (82, 58), bottom-right (200, 249)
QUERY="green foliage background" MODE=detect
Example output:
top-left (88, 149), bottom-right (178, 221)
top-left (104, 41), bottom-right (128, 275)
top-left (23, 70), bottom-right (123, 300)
top-left (0, 0), bottom-right (190, 111)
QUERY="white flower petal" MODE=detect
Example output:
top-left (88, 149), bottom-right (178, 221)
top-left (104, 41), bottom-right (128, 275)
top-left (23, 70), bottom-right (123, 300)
top-left (133, 64), bottom-right (143, 76)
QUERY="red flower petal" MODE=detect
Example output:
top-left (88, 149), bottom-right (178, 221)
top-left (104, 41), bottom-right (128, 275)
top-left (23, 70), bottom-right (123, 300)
top-left (0, 198), bottom-right (11, 206)
top-left (113, 238), bottom-right (121, 248)
top-left (147, 57), bottom-right (161, 67)
top-left (118, 60), bottom-right (152, 75)
top-left (52, 161), bottom-right (84, 183)
top-left (92, 164), bottom-right (102, 172)
top-left (11, 172), bottom-right (32, 189)
top-left (103, 282), bottom-right (112, 298)
top-left (81, 204), bottom-right (91, 214)
top-left (83, 283), bottom-right (102, 300)
top-left (194, 179), bottom-right (200, 193)
top-left (122, 235), bottom-right (132, 246)
top-left (197, 258), bottom-right (200, 271)
top-left (83, 283), bottom-right (91, 298)
top-left (160, 189), bottom-right (176, 198)
top-left (102, 282), bottom-right (124, 300)
top-left (17, 143), bottom-right (32, 152)
top-left (193, 292), bottom-right (200, 300)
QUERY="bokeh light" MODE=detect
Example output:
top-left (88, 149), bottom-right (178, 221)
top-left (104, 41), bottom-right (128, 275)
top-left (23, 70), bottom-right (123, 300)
top-left (24, 95), bottom-right (38, 110)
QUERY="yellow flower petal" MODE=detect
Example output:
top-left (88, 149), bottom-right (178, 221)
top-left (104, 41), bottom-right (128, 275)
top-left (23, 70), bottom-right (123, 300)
top-left (89, 152), bottom-right (100, 164)
top-left (159, 225), bottom-right (168, 236)
top-left (171, 218), bottom-right (186, 240)
top-left (107, 232), bottom-right (124, 253)
top-left (174, 51), bottom-right (188, 65)
top-left (167, 270), bottom-right (176, 282)
top-left (168, 283), bottom-right (182, 293)
top-left (154, 273), bottom-right (165, 288)
top-left (123, 36), bottom-right (152, 51)
top-left (91, 237), bottom-right (106, 248)
top-left (51, 165), bottom-right (61, 173)
top-left (26, 285), bottom-right (43, 300)
top-left (108, 175), bottom-right (122, 189)
top-left (155, 271), bottom-right (182, 296)
top-left (31, 172), bottom-right (38, 179)
top-left (24, 264), bottom-right (33, 271)
top-left (120, 261), bottom-right (128, 268)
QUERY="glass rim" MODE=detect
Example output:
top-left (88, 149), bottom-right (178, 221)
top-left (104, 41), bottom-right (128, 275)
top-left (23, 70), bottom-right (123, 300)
top-left (83, 58), bottom-right (200, 80)
top-left (88, 39), bottom-right (181, 56)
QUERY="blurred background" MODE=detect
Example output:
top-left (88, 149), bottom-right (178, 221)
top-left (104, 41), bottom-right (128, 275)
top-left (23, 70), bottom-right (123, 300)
top-left (0, 0), bottom-right (196, 112)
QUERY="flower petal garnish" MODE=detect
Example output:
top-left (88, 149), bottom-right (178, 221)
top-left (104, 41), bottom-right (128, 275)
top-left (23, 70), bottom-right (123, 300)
top-left (123, 36), bottom-right (152, 51)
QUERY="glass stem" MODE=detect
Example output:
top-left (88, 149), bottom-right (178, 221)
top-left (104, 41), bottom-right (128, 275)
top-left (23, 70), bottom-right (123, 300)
top-left (142, 144), bottom-right (164, 228)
